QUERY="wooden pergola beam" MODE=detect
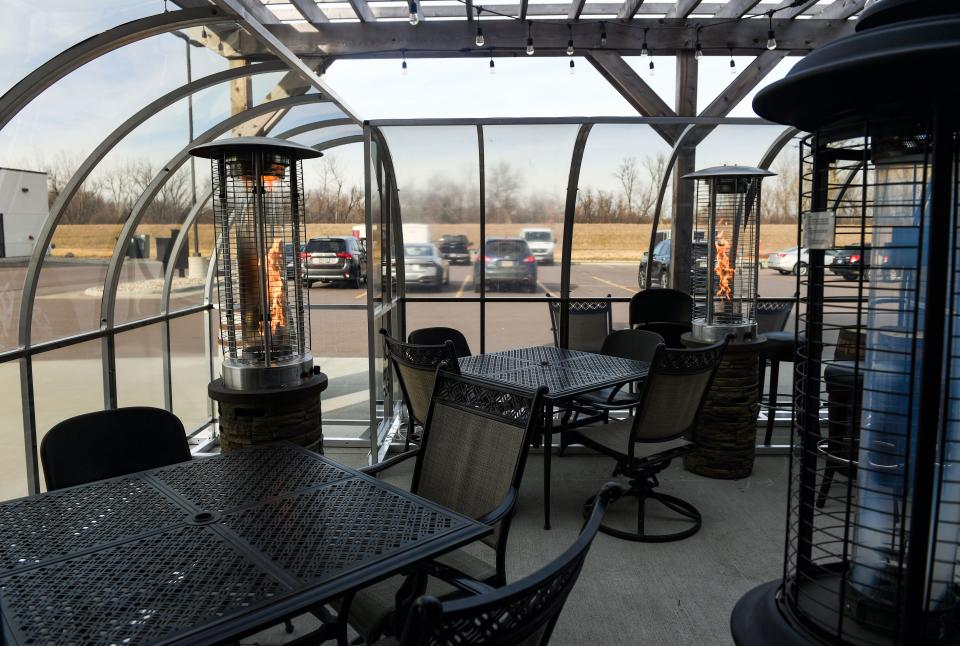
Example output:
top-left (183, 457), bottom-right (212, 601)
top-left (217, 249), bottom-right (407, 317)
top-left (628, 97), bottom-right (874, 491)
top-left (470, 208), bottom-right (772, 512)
top-left (348, 0), bottom-right (377, 22)
top-left (815, 0), bottom-right (866, 20)
top-left (289, 0), bottom-right (329, 23)
top-left (235, 0), bottom-right (280, 24)
top-left (712, 0), bottom-right (762, 19)
top-left (665, 0), bottom-right (703, 19)
top-left (616, 0), bottom-right (645, 20)
top-left (569, 0), bottom-right (588, 21)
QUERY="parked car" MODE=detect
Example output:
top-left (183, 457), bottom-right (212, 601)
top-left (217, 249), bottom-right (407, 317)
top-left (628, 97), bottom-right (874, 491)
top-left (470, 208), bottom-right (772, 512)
top-left (474, 238), bottom-right (538, 292)
top-left (521, 228), bottom-right (556, 265)
top-left (767, 247), bottom-right (836, 276)
top-left (284, 242), bottom-right (300, 280)
top-left (404, 243), bottom-right (449, 288)
top-left (437, 234), bottom-right (472, 265)
top-left (302, 236), bottom-right (366, 288)
top-left (830, 245), bottom-right (889, 281)
top-left (637, 239), bottom-right (708, 289)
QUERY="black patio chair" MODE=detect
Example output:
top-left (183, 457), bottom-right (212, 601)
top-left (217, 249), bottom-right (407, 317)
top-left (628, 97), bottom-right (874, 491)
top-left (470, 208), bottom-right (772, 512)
top-left (565, 339), bottom-right (728, 542)
top-left (755, 298), bottom-right (796, 446)
top-left (378, 482), bottom-right (624, 646)
top-left (340, 370), bottom-right (547, 643)
top-left (40, 407), bottom-right (191, 491)
top-left (547, 295), bottom-right (613, 354)
top-left (408, 326), bottom-right (472, 358)
top-left (628, 288), bottom-right (693, 348)
top-left (381, 329), bottom-right (460, 450)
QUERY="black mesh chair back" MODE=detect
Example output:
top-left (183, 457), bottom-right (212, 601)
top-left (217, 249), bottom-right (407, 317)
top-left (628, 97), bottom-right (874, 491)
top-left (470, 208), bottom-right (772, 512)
top-left (629, 288), bottom-right (693, 327)
top-left (756, 298), bottom-right (794, 334)
top-left (408, 327), bottom-right (472, 358)
top-left (398, 483), bottom-right (623, 646)
top-left (413, 371), bottom-right (545, 553)
top-left (381, 329), bottom-right (460, 429)
top-left (600, 329), bottom-right (665, 363)
top-left (630, 340), bottom-right (727, 444)
top-left (548, 298), bottom-right (613, 354)
top-left (40, 407), bottom-right (190, 491)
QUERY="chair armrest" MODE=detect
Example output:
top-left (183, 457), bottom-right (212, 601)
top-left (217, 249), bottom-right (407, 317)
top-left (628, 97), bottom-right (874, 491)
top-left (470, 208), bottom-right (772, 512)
top-left (413, 560), bottom-right (496, 596)
top-left (476, 486), bottom-right (518, 526)
top-left (360, 448), bottom-right (420, 476)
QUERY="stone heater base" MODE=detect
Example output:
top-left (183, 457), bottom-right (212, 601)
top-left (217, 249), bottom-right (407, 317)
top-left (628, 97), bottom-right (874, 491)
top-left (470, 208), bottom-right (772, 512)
top-left (208, 372), bottom-right (328, 453)
top-left (682, 333), bottom-right (766, 479)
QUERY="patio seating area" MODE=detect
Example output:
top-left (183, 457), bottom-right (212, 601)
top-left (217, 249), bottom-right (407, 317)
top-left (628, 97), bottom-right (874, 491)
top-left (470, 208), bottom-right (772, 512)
top-left (0, 1), bottom-right (956, 644)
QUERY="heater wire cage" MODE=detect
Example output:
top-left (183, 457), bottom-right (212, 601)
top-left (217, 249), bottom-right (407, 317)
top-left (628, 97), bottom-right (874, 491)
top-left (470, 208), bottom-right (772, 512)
top-left (211, 152), bottom-right (310, 370)
top-left (689, 175), bottom-right (761, 332)
top-left (786, 118), bottom-right (960, 644)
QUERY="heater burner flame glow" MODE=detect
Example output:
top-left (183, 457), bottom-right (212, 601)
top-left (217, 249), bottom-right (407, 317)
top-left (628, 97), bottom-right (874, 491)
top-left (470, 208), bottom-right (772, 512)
top-left (714, 223), bottom-right (735, 301)
top-left (260, 238), bottom-right (286, 335)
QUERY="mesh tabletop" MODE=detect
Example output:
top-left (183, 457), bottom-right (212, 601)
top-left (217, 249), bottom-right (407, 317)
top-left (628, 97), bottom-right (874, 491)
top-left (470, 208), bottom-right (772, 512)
top-left (460, 346), bottom-right (649, 400)
top-left (0, 444), bottom-right (488, 646)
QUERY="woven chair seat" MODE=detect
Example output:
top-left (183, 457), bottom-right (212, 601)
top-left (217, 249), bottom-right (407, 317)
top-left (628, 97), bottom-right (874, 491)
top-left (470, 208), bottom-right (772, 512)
top-left (576, 386), bottom-right (641, 409)
top-left (578, 417), bottom-right (691, 458)
top-left (347, 549), bottom-right (496, 640)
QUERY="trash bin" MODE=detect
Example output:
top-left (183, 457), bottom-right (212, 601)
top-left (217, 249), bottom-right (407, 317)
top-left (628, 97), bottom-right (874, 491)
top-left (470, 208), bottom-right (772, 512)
top-left (125, 234), bottom-right (149, 259)
top-left (156, 235), bottom-right (189, 277)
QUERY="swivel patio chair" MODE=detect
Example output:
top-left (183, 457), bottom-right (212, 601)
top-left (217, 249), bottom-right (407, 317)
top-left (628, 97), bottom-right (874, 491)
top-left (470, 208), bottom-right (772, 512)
top-left (40, 407), bottom-right (191, 491)
top-left (755, 298), bottom-right (796, 446)
top-left (565, 339), bottom-right (728, 542)
top-left (547, 295), bottom-right (613, 354)
top-left (381, 329), bottom-right (460, 450)
top-left (408, 326), bottom-right (472, 358)
top-left (628, 288), bottom-right (693, 348)
top-left (377, 482), bottom-right (624, 646)
top-left (340, 369), bottom-right (547, 643)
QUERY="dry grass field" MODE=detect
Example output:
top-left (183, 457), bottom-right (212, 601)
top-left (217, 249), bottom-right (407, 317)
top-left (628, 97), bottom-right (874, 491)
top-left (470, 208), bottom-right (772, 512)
top-left (50, 223), bottom-right (800, 262)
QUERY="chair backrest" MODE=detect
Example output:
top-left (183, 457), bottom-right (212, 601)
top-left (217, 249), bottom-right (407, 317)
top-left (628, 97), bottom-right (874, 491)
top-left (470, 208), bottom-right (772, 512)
top-left (756, 298), bottom-right (794, 334)
top-left (629, 339), bottom-right (728, 444)
top-left (412, 371), bottom-right (545, 551)
top-left (408, 327), bottom-right (472, 358)
top-left (629, 288), bottom-right (693, 327)
top-left (398, 483), bottom-right (623, 646)
top-left (40, 407), bottom-right (190, 490)
top-left (381, 329), bottom-right (460, 426)
top-left (600, 329), bottom-right (665, 363)
top-left (548, 297), bottom-right (613, 354)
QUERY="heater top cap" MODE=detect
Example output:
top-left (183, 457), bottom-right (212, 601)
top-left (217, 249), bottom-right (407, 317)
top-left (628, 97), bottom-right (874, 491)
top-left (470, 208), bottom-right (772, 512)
top-left (682, 165), bottom-right (775, 180)
top-left (189, 136), bottom-right (323, 160)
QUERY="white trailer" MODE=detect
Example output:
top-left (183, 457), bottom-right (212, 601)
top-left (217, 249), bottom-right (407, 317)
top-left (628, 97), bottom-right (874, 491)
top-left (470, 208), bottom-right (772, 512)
top-left (0, 168), bottom-right (48, 258)
top-left (402, 223), bottom-right (431, 244)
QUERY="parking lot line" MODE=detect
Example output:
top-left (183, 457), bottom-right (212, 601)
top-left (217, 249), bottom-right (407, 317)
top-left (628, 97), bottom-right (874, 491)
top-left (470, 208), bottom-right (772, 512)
top-left (455, 274), bottom-right (471, 298)
top-left (591, 275), bottom-right (636, 294)
top-left (354, 290), bottom-right (365, 299)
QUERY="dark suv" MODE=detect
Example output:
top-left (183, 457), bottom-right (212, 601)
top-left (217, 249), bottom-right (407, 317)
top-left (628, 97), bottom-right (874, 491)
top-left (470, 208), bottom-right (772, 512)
top-left (437, 234), bottom-right (472, 265)
top-left (473, 238), bottom-right (538, 293)
top-left (303, 236), bottom-right (366, 288)
top-left (638, 239), bottom-right (708, 289)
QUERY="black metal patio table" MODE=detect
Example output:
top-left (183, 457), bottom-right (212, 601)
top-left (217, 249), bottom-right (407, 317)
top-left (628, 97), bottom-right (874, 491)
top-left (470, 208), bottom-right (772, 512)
top-left (460, 345), bottom-right (650, 530)
top-left (0, 442), bottom-right (489, 645)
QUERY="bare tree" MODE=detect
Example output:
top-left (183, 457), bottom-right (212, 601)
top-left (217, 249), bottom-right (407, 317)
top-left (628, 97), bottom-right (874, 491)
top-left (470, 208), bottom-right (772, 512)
top-left (614, 157), bottom-right (640, 220)
top-left (486, 161), bottom-right (522, 223)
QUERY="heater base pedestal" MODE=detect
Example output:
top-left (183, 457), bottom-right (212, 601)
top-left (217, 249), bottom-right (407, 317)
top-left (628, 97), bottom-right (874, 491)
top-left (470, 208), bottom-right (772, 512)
top-left (682, 334), bottom-right (766, 479)
top-left (209, 373), bottom-right (328, 454)
top-left (731, 580), bottom-right (816, 646)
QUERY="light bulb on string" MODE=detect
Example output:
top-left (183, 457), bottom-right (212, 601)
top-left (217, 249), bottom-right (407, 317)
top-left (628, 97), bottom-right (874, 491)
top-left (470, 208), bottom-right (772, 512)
top-left (766, 12), bottom-right (776, 50)
top-left (694, 27), bottom-right (702, 60)
top-left (489, 57), bottom-right (495, 74)
top-left (566, 24), bottom-right (574, 55)
top-left (569, 59), bottom-right (575, 74)
top-left (401, 51), bottom-right (408, 75)
top-left (641, 28), bottom-right (649, 57)
top-left (648, 57), bottom-right (655, 76)
top-left (729, 49), bottom-right (736, 74)
top-left (408, 0), bottom-right (419, 25)
top-left (600, 22), bottom-right (607, 47)
top-left (475, 7), bottom-right (484, 47)
top-left (526, 21), bottom-right (535, 55)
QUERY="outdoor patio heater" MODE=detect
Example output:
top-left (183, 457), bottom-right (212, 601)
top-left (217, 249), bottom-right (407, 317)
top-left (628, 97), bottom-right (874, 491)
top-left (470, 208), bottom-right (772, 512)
top-left (190, 137), bottom-right (327, 453)
top-left (686, 166), bottom-right (773, 344)
top-left (731, 0), bottom-right (960, 644)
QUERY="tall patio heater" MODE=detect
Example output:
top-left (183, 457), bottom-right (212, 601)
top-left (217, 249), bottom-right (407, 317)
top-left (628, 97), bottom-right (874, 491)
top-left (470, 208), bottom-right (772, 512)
top-left (731, 0), bottom-right (960, 643)
top-left (190, 137), bottom-right (327, 453)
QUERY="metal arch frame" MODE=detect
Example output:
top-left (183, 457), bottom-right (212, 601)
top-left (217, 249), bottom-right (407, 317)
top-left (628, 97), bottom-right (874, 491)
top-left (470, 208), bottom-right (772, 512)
top-left (0, 7), bottom-right (230, 132)
top-left (98, 93), bottom-right (326, 408)
top-left (18, 61), bottom-right (288, 350)
top-left (559, 124), bottom-right (595, 347)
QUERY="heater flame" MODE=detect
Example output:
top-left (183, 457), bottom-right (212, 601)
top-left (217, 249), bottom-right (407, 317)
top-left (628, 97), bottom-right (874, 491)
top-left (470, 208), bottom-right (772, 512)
top-left (714, 224), bottom-right (735, 301)
top-left (259, 238), bottom-right (286, 336)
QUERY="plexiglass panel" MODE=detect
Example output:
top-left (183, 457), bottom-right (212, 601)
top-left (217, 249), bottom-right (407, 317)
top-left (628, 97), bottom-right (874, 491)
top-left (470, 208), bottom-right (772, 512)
top-left (115, 324), bottom-right (164, 409)
top-left (170, 312), bottom-right (212, 435)
top-left (0, 360), bottom-right (26, 501)
top-left (311, 309), bottom-right (370, 430)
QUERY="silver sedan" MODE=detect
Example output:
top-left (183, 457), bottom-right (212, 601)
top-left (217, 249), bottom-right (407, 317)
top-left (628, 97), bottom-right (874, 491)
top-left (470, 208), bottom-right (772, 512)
top-left (403, 243), bottom-right (450, 288)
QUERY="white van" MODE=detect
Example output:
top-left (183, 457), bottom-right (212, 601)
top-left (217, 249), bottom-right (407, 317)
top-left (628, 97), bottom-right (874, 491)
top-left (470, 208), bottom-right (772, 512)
top-left (402, 223), bottom-right (431, 245)
top-left (521, 228), bottom-right (555, 265)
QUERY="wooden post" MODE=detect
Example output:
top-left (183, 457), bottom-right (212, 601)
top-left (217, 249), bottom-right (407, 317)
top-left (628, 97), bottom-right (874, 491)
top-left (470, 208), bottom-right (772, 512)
top-left (671, 50), bottom-right (697, 293)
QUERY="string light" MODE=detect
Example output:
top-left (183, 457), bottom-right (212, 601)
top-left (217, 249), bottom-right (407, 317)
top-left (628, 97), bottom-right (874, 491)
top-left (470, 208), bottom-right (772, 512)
top-left (600, 21), bottom-right (607, 48)
top-left (408, 0), bottom-right (420, 25)
top-left (648, 52), bottom-right (655, 76)
top-left (489, 53), bottom-right (495, 74)
top-left (401, 50), bottom-right (408, 75)
top-left (569, 58), bottom-right (575, 74)
top-left (475, 7), bottom-right (484, 47)
top-left (694, 27), bottom-right (703, 60)
top-left (766, 12), bottom-right (777, 50)
top-left (201, 27), bottom-right (207, 39)
top-left (641, 28), bottom-right (649, 57)
top-left (526, 21), bottom-right (535, 55)
top-left (566, 24), bottom-right (574, 55)
top-left (729, 48), bottom-right (736, 74)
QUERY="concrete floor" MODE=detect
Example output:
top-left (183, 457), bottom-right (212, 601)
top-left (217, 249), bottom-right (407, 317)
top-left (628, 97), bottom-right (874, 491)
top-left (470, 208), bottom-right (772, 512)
top-left (243, 449), bottom-right (790, 646)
